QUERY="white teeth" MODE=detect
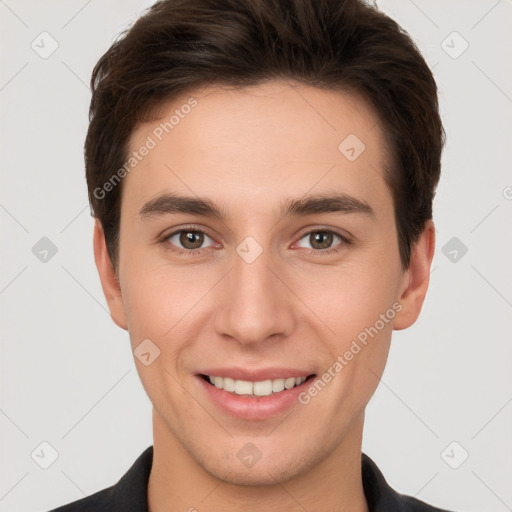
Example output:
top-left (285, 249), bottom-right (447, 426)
top-left (223, 377), bottom-right (235, 392)
top-left (206, 375), bottom-right (308, 396)
top-left (234, 380), bottom-right (253, 395)
top-left (284, 377), bottom-right (296, 389)
top-left (272, 378), bottom-right (285, 393)
top-left (253, 379), bottom-right (272, 396)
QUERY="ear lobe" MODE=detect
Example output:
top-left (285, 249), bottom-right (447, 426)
top-left (93, 219), bottom-right (128, 330)
top-left (393, 220), bottom-right (435, 331)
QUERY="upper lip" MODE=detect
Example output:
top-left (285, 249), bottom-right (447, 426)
top-left (197, 367), bottom-right (316, 381)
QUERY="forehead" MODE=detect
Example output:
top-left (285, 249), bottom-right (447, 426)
top-left (123, 80), bottom-right (392, 220)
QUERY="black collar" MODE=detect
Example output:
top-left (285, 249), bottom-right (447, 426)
top-left (52, 446), bottom-right (453, 511)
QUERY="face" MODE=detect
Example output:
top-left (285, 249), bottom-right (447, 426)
top-left (95, 80), bottom-right (432, 485)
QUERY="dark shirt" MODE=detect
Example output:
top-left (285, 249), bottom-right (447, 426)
top-left (49, 446), bottom-right (453, 511)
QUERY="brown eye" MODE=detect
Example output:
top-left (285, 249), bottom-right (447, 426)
top-left (296, 230), bottom-right (345, 252)
top-left (179, 230), bottom-right (204, 249)
top-left (163, 228), bottom-right (217, 254)
top-left (309, 232), bottom-right (334, 250)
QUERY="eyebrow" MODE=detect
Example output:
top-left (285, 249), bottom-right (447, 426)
top-left (138, 192), bottom-right (374, 221)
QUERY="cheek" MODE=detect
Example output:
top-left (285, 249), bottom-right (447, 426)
top-left (121, 252), bottom-right (203, 333)
top-left (296, 264), bottom-right (399, 393)
top-left (120, 265), bottom-right (195, 406)
top-left (306, 294), bottom-right (395, 423)
top-left (295, 262), bottom-right (401, 329)
top-left (120, 259), bottom-right (218, 383)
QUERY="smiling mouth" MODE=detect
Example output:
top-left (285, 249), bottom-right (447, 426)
top-left (199, 373), bottom-right (316, 397)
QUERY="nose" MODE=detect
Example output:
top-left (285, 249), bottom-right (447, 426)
top-left (213, 243), bottom-right (297, 347)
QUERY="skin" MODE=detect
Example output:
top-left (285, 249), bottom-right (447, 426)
top-left (93, 80), bottom-right (435, 512)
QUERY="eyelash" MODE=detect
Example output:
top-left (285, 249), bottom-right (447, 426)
top-left (159, 225), bottom-right (352, 257)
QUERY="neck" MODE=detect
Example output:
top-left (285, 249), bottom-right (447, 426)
top-left (147, 408), bottom-right (369, 512)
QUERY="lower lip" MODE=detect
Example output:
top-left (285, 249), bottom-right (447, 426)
top-left (196, 375), bottom-right (314, 420)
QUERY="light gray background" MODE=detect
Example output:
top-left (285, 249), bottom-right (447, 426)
top-left (1, 1), bottom-right (511, 511)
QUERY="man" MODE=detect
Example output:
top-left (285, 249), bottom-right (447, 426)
top-left (51, 0), bottom-right (451, 510)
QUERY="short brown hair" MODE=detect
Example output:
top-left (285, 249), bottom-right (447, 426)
top-left (85, 0), bottom-right (444, 271)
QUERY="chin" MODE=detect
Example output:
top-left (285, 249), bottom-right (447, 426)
top-left (192, 438), bottom-right (324, 487)
top-left (203, 459), bottom-right (306, 487)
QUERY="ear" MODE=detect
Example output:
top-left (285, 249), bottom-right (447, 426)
top-left (393, 220), bottom-right (435, 331)
top-left (93, 218), bottom-right (128, 330)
